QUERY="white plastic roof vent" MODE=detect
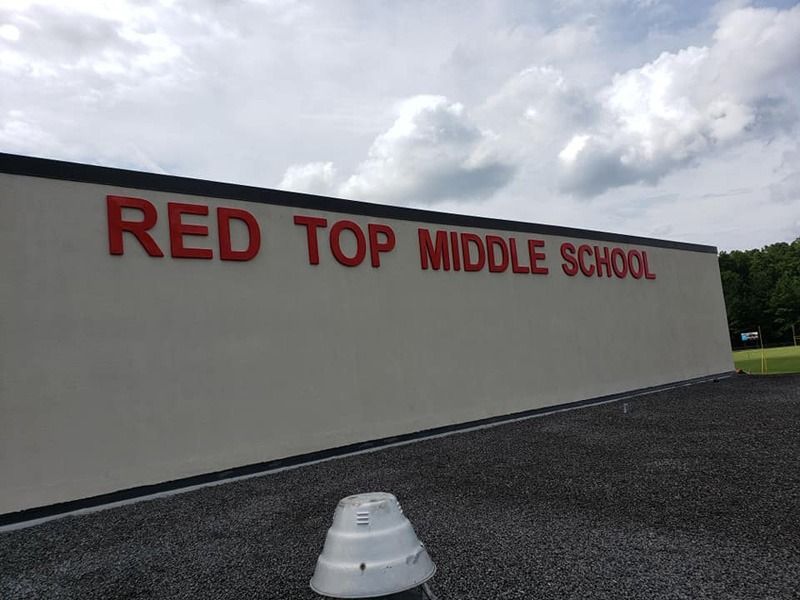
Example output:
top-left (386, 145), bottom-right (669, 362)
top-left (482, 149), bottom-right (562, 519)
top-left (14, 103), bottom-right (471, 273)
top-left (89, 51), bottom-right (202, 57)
top-left (310, 492), bottom-right (437, 598)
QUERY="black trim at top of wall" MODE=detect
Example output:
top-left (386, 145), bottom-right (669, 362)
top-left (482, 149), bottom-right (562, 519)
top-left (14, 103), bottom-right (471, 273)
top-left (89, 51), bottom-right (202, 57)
top-left (0, 152), bottom-right (718, 254)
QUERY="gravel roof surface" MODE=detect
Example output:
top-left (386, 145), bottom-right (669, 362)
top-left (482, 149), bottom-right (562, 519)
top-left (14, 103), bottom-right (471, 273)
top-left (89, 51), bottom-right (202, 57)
top-left (1, 374), bottom-right (799, 600)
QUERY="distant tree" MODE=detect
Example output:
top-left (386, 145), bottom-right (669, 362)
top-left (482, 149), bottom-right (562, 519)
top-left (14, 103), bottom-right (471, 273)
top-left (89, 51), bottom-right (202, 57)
top-left (718, 238), bottom-right (800, 347)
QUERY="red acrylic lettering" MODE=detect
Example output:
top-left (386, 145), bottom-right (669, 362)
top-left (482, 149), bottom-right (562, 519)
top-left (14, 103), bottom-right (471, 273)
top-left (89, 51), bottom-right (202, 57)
top-left (368, 224), bottom-right (396, 268)
top-left (294, 215), bottom-right (328, 265)
top-left (528, 239), bottom-right (548, 275)
top-left (560, 242), bottom-right (578, 276)
top-left (486, 235), bottom-right (509, 273)
top-left (330, 220), bottom-right (366, 267)
top-left (218, 207), bottom-right (261, 261)
top-left (107, 195), bottom-right (164, 257)
top-left (168, 202), bottom-right (212, 259)
top-left (418, 229), bottom-right (451, 271)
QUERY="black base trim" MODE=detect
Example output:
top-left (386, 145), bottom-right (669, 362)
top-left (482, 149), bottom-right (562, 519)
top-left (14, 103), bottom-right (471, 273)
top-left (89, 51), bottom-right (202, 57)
top-left (0, 152), bottom-right (717, 254)
top-left (0, 372), bottom-right (733, 528)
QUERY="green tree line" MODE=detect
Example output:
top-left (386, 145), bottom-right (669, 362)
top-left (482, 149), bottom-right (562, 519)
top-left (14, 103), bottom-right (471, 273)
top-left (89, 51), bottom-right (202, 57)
top-left (718, 238), bottom-right (800, 348)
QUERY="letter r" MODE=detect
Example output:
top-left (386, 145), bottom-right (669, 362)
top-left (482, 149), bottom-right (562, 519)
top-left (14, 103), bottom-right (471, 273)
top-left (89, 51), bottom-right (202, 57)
top-left (107, 195), bottom-right (164, 257)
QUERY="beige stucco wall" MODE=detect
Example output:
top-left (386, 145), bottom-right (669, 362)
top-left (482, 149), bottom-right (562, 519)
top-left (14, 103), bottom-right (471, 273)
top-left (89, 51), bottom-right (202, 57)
top-left (0, 172), bottom-right (732, 515)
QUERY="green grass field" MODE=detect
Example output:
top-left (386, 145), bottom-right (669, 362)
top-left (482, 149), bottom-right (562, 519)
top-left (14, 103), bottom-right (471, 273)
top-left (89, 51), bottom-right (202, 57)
top-left (733, 345), bottom-right (800, 374)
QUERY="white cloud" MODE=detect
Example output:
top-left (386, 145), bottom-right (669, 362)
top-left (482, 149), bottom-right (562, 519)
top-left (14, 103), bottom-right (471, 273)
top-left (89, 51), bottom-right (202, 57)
top-left (1, 0), bottom-right (798, 251)
top-left (279, 161), bottom-right (338, 196)
top-left (275, 3), bottom-right (800, 249)
top-left (282, 95), bottom-right (514, 204)
top-left (770, 170), bottom-right (800, 205)
top-left (558, 134), bottom-right (590, 163)
top-left (557, 4), bottom-right (800, 196)
top-left (0, 23), bottom-right (20, 41)
top-left (481, 64), bottom-right (593, 133)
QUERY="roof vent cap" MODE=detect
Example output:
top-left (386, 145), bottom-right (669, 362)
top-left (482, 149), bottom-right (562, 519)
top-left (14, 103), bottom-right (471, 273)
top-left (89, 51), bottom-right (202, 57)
top-left (310, 492), bottom-right (436, 598)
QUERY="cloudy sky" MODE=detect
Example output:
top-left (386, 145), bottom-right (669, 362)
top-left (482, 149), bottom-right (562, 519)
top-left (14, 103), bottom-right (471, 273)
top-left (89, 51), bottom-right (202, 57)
top-left (1, 0), bottom-right (799, 250)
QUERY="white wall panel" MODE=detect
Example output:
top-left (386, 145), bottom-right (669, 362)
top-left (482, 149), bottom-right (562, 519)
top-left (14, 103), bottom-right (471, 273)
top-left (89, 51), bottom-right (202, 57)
top-left (0, 162), bottom-right (732, 515)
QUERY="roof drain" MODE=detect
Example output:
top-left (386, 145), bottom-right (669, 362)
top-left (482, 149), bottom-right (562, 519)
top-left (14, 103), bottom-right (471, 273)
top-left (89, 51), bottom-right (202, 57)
top-left (310, 492), bottom-right (438, 599)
